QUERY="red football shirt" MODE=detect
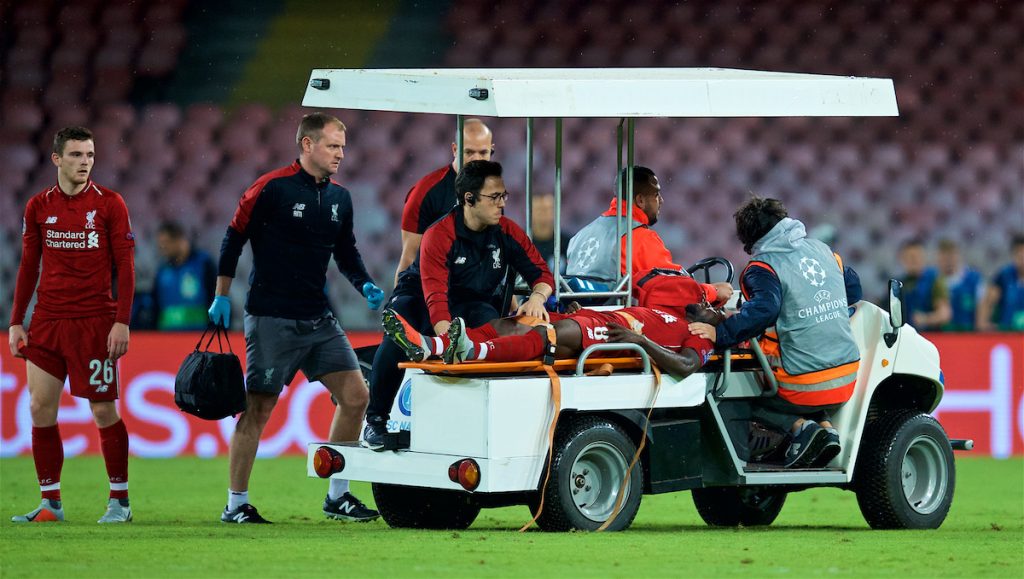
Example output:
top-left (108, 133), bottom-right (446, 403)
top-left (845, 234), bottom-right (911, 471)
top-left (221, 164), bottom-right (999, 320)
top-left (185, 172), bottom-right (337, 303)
top-left (572, 306), bottom-right (714, 363)
top-left (11, 181), bottom-right (136, 326)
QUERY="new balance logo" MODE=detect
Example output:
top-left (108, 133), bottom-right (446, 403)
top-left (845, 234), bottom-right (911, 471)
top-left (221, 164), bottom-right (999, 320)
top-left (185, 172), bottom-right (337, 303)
top-left (45, 216), bottom-right (58, 224)
top-left (454, 256), bottom-right (467, 264)
top-left (337, 501), bottom-right (356, 514)
top-left (232, 512), bottom-right (249, 522)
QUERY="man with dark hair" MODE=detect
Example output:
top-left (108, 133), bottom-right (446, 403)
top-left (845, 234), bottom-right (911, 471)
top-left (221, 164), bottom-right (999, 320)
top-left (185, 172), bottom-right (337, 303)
top-left (9, 126), bottom-right (136, 523)
top-left (394, 118), bottom-right (494, 286)
top-left (363, 160), bottom-right (554, 449)
top-left (936, 238), bottom-right (982, 331)
top-left (209, 112), bottom-right (384, 524)
top-left (152, 221), bottom-right (216, 331)
top-left (689, 196), bottom-right (862, 469)
top-left (898, 238), bottom-right (951, 331)
top-left (531, 193), bottom-right (571, 274)
top-left (977, 234), bottom-right (1024, 331)
top-left (567, 166), bottom-right (680, 282)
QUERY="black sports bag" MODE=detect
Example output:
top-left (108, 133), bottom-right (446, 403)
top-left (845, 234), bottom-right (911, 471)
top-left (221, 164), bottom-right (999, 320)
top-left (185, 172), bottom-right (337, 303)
top-left (174, 324), bottom-right (246, 420)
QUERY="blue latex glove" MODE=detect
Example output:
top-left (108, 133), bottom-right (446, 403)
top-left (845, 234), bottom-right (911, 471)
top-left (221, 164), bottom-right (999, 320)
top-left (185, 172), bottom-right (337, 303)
top-left (208, 296), bottom-right (231, 328)
top-left (362, 282), bottom-right (385, 311)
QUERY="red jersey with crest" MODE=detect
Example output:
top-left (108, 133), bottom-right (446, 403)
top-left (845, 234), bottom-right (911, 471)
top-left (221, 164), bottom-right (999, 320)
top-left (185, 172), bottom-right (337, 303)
top-left (11, 181), bottom-right (136, 326)
top-left (569, 306), bottom-right (714, 364)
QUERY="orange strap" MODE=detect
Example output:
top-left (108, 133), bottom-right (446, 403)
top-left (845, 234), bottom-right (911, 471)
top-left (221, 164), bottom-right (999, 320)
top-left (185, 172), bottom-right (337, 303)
top-left (519, 364), bottom-right (561, 532)
top-left (612, 310), bottom-right (644, 334)
top-left (398, 357), bottom-right (645, 374)
top-left (597, 363), bottom-right (662, 532)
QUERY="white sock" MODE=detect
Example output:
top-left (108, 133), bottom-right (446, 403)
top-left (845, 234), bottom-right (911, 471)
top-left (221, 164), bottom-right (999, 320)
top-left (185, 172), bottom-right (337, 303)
top-left (328, 479), bottom-right (350, 500)
top-left (474, 342), bottom-right (489, 360)
top-left (431, 337), bottom-right (444, 356)
top-left (228, 489), bottom-right (248, 510)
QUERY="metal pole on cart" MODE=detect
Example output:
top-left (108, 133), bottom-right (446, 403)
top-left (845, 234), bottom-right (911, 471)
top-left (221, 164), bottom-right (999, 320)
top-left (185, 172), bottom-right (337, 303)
top-left (455, 115), bottom-right (464, 171)
top-left (525, 117), bottom-right (534, 242)
top-left (623, 117), bottom-right (635, 305)
top-left (614, 119), bottom-right (624, 286)
top-left (553, 117), bottom-right (562, 291)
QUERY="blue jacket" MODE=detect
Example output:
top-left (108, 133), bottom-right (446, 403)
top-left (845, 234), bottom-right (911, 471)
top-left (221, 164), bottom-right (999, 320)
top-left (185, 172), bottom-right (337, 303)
top-left (154, 249), bottom-right (217, 330)
top-left (945, 268), bottom-right (982, 331)
top-left (904, 267), bottom-right (940, 329)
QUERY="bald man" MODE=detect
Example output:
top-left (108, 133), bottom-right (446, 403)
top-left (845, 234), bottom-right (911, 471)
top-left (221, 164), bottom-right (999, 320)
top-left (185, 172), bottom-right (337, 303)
top-left (394, 119), bottom-right (494, 285)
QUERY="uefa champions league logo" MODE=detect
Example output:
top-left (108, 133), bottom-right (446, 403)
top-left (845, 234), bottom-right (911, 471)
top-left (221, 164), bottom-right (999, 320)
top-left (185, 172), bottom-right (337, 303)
top-left (800, 257), bottom-right (827, 287)
top-left (576, 237), bottom-right (600, 270)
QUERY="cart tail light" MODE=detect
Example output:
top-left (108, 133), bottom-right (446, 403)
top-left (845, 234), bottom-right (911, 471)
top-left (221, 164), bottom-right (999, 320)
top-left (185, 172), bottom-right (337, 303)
top-left (447, 459), bottom-right (481, 491)
top-left (313, 446), bottom-right (345, 478)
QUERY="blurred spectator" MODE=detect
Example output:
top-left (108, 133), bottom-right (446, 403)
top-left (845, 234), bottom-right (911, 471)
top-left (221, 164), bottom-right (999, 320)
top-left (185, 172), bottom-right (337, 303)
top-left (808, 223), bottom-right (838, 246)
top-left (977, 235), bottom-right (1024, 332)
top-left (898, 239), bottom-right (951, 331)
top-left (530, 193), bottom-right (571, 274)
top-left (936, 238), bottom-right (983, 331)
top-left (151, 221), bottom-right (216, 331)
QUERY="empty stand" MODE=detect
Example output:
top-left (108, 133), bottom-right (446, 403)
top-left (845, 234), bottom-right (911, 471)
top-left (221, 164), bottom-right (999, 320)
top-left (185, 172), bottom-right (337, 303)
top-left (0, 0), bottom-right (1020, 328)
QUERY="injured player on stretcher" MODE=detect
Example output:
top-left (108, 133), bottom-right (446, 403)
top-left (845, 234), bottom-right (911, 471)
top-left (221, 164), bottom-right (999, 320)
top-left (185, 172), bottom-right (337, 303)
top-left (383, 270), bottom-right (732, 379)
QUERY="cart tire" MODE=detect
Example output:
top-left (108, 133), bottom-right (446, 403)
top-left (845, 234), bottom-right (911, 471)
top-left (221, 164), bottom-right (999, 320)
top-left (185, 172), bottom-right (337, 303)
top-left (372, 483), bottom-right (480, 530)
top-left (691, 486), bottom-right (787, 527)
top-left (854, 410), bottom-right (955, 529)
top-left (531, 416), bottom-right (643, 532)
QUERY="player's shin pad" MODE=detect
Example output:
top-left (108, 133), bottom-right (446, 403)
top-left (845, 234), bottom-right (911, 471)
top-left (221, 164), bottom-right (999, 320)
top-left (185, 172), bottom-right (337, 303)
top-left (514, 315), bottom-right (558, 366)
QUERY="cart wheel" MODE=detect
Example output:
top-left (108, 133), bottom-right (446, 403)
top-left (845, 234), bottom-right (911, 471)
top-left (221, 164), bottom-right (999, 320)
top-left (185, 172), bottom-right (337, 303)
top-left (531, 416), bottom-right (642, 532)
top-left (692, 486), bottom-right (787, 527)
top-left (372, 483), bottom-right (480, 530)
top-left (854, 410), bottom-right (955, 529)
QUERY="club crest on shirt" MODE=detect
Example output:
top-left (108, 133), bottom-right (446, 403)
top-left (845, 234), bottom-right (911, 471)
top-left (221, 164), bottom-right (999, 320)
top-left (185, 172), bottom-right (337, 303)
top-left (331, 204), bottom-right (339, 222)
top-left (491, 246), bottom-right (501, 269)
top-left (85, 209), bottom-right (97, 229)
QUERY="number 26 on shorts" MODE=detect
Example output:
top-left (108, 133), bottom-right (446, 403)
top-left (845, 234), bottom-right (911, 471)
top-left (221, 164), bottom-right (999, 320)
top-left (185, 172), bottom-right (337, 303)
top-left (89, 358), bottom-right (115, 393)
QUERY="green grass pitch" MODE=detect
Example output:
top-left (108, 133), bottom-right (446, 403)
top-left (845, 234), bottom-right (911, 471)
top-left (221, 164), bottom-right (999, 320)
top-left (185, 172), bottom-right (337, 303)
top-left (1, 456), bottom-right (1021, 577)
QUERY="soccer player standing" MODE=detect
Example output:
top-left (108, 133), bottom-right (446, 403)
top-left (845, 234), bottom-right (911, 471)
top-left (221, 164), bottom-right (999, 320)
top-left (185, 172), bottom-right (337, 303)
top-left (9, 126), bottom-right (136, 523)
top-left (209, 113), bottom-right (383, 524)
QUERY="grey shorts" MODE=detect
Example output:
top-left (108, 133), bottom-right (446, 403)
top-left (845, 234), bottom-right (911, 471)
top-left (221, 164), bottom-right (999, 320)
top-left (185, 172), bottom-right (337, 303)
top-left (243, 313), bottom-right (359, 395)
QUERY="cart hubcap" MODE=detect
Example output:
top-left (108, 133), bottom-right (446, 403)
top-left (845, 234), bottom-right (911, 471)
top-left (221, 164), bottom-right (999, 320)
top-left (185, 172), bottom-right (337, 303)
top-left (900, 435), bottom-right (948, 515)
top-left (570, 441), bottom-right (629, 522)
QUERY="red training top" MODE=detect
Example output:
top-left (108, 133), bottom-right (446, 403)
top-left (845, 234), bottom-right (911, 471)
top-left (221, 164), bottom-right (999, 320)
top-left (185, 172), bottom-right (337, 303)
top-left (11, 181), bottom-right (136, 326)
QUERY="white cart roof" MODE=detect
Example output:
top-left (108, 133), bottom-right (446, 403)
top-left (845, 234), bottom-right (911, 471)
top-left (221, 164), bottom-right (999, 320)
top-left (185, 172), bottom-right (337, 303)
top-left (301, 68), bottom-right (898, 118)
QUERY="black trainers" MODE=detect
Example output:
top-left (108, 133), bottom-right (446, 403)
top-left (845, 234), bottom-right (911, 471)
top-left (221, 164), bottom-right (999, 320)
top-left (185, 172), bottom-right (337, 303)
top-left (323, 492), bottom-right (379, 522)
top-left (810, 427), bottom-right (842, 468)
top-left (221, 503), bottom-right (272, 524)
top-left (783, 421), bottom-right (835, 468)
top-left (361, 420), bottom-right (387, 451)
